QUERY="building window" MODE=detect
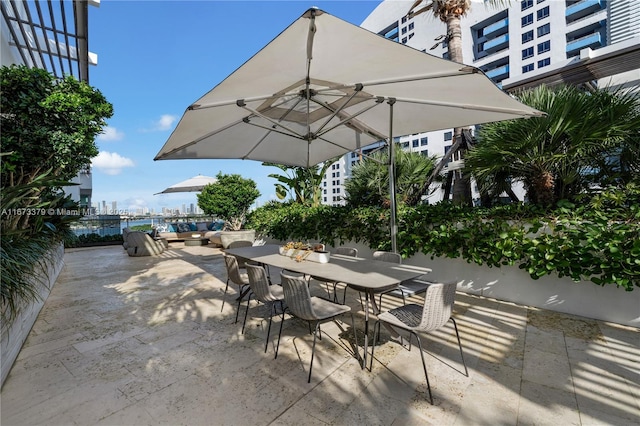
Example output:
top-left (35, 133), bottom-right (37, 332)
top-left (351, 152), bottom-right (357, 158)
top-left (401, 27), bottom-right (407, 34)
top-left (412, 139), bottom-right (419, 148)
top-left (537, 6), bottom-right (549, 20)
top-left (323, 181), bottom-right (326, 187)
top-left (421, 150), bottom-right (429, 156)
top-left (521, 14), bottom-right (533, 27)
top-left (522, 63), bottom-right (534, 73)
top-left (402, 37), bottom-right (407, 44)
top-left (522, 47), bottom-right (534, 59)
top-left (408, 22), bottom-right (414, 30)
top-left (537, 40), bottom-right (550, 54)
top-left (336, 172), bottom-right (340, 177)
top-left (444, 131), bottom-right (453, 141)
top-left (420, 137), bottom-right (428, 146)
top-left (537, 23), bottom-right (550, 37)
top-left (537, 57), bottom-right (550, 68)
top-left (521, 0), bottom-right (533, 11)
top-left (401, 141), bottom-right (409, 149)
top-left (336, 188), bottom-right (340, 193)
top-left (522, 30), bottom-right (534, 43)
top-left (401, 16), bottom-right (407, 23)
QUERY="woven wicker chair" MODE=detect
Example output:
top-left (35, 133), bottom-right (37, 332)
top-left (309, 246), bottom-right (358, 303)
top-left (243, 264), bottom-right (285, 353)
top-left (371, 281), bottom-right (468, 404)
top-left (277, 270), bottom-right (358, 383)
top-left (371, 251), bottom-right (431, 307)
top-left (222, 254), bottom-right (251, 323)
top-left (343, 250), bottom-right (401, 306)
top-left (125, 231), bottom-right (165, 257)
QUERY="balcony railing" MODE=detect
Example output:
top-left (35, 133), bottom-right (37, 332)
top-left (566, 0), bottom-right (603, 22)
top-left (566, 32), bottom-right (602, 53)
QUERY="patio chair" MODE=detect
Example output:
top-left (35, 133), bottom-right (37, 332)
top-left (222, 254), bottom-right (251, 323)
top-left (311, 246), bottom-right (358, 303)
top-left (343, 250), bottom-right (401, 306)
top-left (370, 251), bottom-right (431, 307)
top-left (226, 240), bottom-right (253, 268)
top-left (243, 264), bottom-right (285, 352)
top-left (125, 231), bottom-right (165, 257)
top-left (371, 281), bottom-right (468, 404)
top-left (277, 270), bottom-right (358, 383)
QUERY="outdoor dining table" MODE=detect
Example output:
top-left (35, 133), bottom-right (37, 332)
top-left (225, 244), bottom-right (432, 368)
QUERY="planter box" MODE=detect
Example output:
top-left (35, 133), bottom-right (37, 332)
top-left (1, 242), bottom-right (65, 386)
top-left (278, 247), bottom-right (331, 263)
top-left (260, 237), bottom-right (639, 328)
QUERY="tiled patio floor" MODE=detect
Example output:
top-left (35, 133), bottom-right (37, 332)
top-left (1, 244), bottom-right (638, 425)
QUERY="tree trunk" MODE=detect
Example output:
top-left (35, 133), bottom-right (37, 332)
top-left (446, 14), bottom-right (473, 206)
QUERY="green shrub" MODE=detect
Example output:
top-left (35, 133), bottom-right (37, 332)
top-left (247, 185), bottom-right (639, 291)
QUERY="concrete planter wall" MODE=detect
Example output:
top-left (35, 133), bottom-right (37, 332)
top-left (259, 236), bottom-right (639, 328)
top-left (219, 229), bottom-right (256, 249)
top-left (1, 242), bottom-right (65, 387)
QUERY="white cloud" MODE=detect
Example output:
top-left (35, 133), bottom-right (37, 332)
top-left (141, 114), bottom-right (177, 132)
top-left (92, 151), bottom-right (134, 175)
top-left (154, 114), bottom-right (177, 131)
top-left (98, 126), bottom-right (124, 141)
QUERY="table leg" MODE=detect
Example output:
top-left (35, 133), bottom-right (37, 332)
top-left (362, 292), bottom-right (370, 369)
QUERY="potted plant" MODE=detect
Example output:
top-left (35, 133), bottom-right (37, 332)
top-left (197, 173), bottom-right (260, 248)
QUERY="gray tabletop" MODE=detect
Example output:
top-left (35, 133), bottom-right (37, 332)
top-left (226, 244), bottom-right (431, 293)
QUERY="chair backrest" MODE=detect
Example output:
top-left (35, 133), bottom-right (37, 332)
top-left (223, 254), bottom-right (247, 286)
top-left (280, 271), bottom-right (316, 321)
top-left (245, 264), bottom-right (279, 303)
top-left (335, 247), bottom-right (358, 257)
top-left (418, 282), bottom-right (457, 332)
top-left (227, 240), bottom-right (253, 249)
top-left (373, 251), bottom-right (402, 264)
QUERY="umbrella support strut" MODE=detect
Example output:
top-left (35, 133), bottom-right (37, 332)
top-left (388, 98), bottom-right (398, 254)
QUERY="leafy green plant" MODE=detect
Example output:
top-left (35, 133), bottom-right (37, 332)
top-left (247, 185), bottom-right (639, 291)
top-left (264, 158), bottom-right (338, 206)
top-left (197, 173), bottom-right (260, 230)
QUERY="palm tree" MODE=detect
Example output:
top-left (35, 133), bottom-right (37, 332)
top-left (407, 0), bottom-right (508, 205)
top-left (344, 147), bottom-right (438, 207)
top-left (263, 159), bottom-right (338, 207)
top-left (465, 85), bottom-right (640, 206)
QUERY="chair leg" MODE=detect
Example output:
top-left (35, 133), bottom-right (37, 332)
top-left (264, 302), bottom-right (276, 353)
top-left (221, 280), bottom-right (229, 312)
top-left (413, 331), bottom-right (434, 405)
top-left (275, 308), bottom-right (286, 359)
top-left (451, 317), bottom-right (468, 376)
top-left (308, 321), bottom-right (321, 383)
top-left (349, 313), bottom-right (360, 365)
top-left (370, 320), bottom-right (381, 371)
top-left (241, 293), bottom-right (253, 334)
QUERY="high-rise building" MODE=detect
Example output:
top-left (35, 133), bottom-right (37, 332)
top-left (321, 0), bottom-right (639, 206)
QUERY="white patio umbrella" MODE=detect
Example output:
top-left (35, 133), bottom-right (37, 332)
top-left (154, 175), bottom-right (217, 195)
top-left (154, 8), bottom-right (544, 251)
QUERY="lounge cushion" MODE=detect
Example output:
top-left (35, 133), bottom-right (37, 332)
top-left (196, 222), bottom-right (208, 231)
top-left (177, 223), bottom-right (191, 233)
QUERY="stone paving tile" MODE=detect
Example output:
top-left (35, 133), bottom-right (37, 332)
top-left (2, 244), bottom-right (638, 426)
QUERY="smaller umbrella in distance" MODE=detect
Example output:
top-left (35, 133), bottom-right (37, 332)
top-left (155, 175), bottom-right (217, 194)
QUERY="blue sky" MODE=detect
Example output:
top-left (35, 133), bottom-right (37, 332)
top-left (88, 0), bottom-right (383, 214)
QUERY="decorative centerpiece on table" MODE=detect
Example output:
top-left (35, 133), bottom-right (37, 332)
top-left (279, 241), bottom-right (331, 263)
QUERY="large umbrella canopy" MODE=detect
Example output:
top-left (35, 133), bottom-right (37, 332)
top-left (154, 7), bottom-right (544, 251)
top-left (155, 175), bottom-right (217, 195)
top-left (155, 8), bottom-right (543, 167)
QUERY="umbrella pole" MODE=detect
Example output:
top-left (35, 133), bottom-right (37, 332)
top-left (388, 99), bottom-right (398, 254)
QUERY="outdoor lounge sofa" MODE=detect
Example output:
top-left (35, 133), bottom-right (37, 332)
top-left (156, 220), bottom-right (224, 242)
